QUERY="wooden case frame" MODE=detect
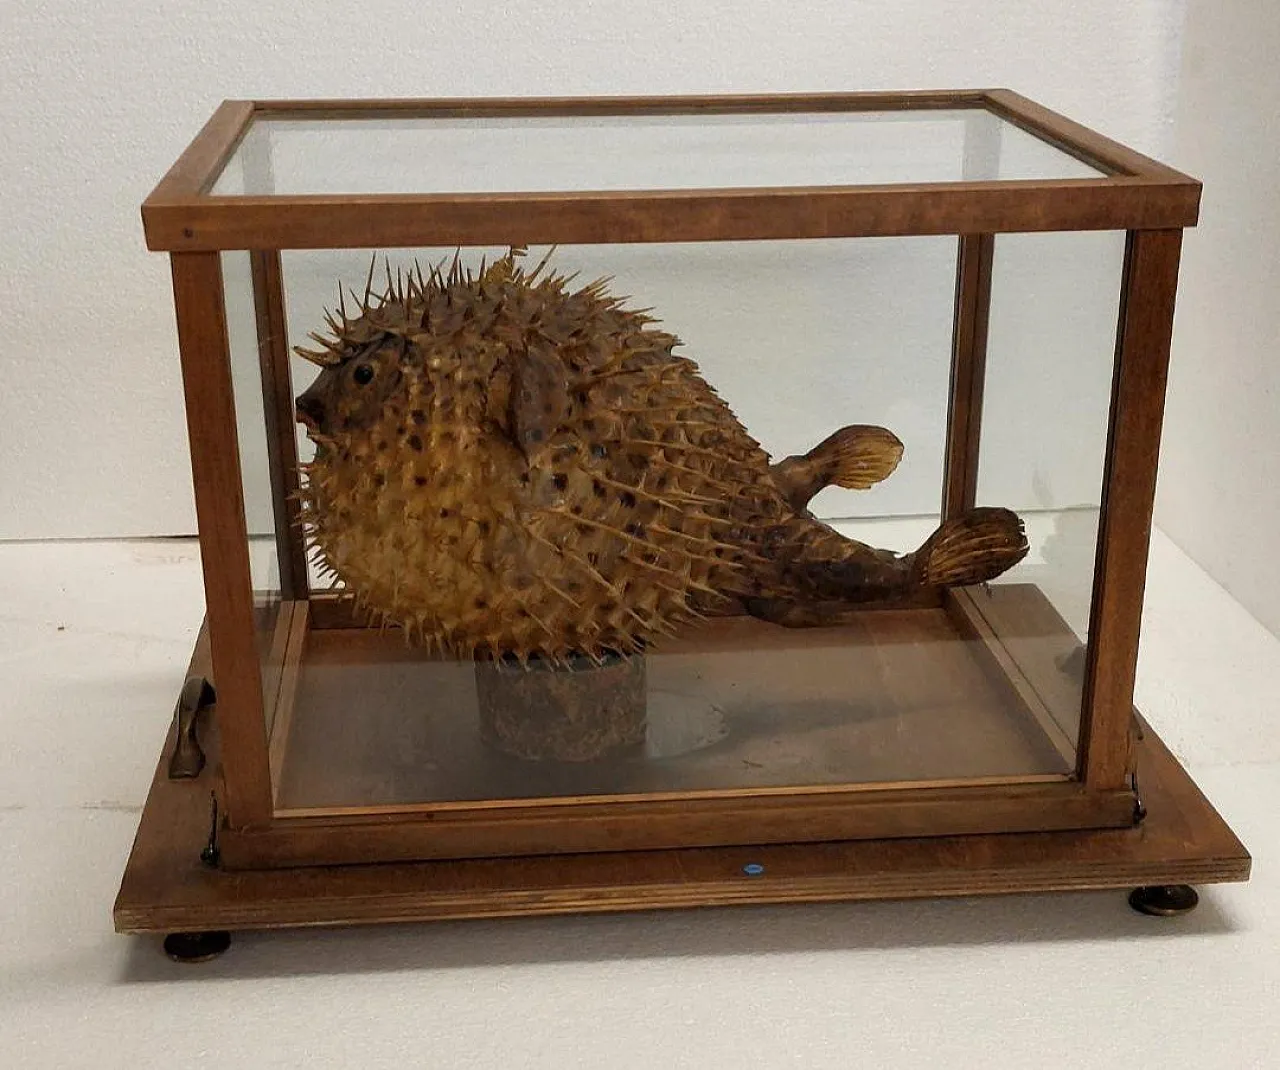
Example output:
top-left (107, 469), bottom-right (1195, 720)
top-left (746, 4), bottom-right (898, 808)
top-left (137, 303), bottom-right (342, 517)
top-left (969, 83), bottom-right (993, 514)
top-left (118, 91), bottom-right (1248, 916)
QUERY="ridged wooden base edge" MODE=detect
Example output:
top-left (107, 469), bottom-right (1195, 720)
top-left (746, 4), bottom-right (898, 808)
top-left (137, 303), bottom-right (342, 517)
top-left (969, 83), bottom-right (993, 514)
top-left (114, 709), bottom-right (1249, 935)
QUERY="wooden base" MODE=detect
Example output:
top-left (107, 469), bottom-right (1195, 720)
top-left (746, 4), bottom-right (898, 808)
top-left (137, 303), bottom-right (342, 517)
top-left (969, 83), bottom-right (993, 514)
top-left (114, 705), bottom-right (1249, 936)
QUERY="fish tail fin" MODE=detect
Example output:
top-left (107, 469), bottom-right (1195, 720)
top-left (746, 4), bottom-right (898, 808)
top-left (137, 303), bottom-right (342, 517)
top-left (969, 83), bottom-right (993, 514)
top-left (913, 507), bottom-right (1029, 587)
top-left (738, 508), bottom-right (1028, 628)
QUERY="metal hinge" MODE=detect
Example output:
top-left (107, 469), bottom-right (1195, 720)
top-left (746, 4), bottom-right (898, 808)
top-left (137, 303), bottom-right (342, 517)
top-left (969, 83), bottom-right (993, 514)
top-left (1130, 769), bottom-right (1147, 825)
top-left (200, 791), bottom-right (221, 868)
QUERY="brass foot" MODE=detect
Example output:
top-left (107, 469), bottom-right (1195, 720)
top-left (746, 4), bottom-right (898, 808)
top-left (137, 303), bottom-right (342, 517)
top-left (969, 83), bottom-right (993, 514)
top-left (1128, 884), bottom-right (1199, 917)
top-left (163, 930), bottom-right (231, 963)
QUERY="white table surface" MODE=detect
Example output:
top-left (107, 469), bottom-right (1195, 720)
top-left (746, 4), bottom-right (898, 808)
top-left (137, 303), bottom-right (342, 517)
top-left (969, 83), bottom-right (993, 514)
top-left (2, 532), bottom-right (1277, 1069)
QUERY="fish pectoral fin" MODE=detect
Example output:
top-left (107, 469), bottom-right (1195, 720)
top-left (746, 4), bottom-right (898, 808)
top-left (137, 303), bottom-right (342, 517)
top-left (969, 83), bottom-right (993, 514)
top-left (771, 424), bottom-right (905, 512)
top-left (505, 342), bottom-right (570, 465)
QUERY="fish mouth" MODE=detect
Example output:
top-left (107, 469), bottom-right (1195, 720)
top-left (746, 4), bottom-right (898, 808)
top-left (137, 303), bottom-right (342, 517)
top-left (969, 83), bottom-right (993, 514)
top-left (295, 403), bottom-right (322, 438)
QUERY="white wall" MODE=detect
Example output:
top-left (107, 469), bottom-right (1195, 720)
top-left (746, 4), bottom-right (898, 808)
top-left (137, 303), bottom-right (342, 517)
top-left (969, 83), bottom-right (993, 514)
top-left (1, 0), bottom-right (1186, 539)
top-left (1156, 3), bottom-right (1280, 637)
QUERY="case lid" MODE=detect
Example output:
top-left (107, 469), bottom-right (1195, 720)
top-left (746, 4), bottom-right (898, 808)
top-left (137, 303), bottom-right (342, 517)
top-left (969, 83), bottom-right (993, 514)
top-left (143, 91), bottom-right (1200, 250)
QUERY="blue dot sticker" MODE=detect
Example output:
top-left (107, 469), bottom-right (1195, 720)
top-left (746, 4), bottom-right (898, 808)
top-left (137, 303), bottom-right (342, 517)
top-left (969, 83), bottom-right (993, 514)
top-left (742, 863), bottom-right (765, 877)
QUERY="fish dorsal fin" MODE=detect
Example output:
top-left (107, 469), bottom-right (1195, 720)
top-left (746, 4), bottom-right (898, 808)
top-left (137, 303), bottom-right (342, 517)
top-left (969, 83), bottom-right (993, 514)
top-left (771, 424), bottom-right (905, 513)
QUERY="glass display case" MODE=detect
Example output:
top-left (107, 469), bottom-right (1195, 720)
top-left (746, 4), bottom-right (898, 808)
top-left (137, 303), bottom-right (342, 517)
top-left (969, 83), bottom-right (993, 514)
top-left (115, 91), bottom-right (1248, 956)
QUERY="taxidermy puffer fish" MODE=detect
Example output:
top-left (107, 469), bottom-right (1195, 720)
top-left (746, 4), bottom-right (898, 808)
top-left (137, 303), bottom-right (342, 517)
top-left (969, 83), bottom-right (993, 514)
top-left (295, 249), bottom-right (1028, 663)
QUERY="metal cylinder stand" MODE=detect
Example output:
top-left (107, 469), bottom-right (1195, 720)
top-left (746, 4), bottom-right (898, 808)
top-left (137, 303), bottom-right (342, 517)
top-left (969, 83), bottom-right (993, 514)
top-left (476, 651), bottom-right (647, 762)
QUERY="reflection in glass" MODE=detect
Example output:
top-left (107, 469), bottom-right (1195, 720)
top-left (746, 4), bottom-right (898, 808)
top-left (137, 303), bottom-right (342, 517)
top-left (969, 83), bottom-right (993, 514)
top-left (263, 238), bottom-right (1093, 814)
top-left (974, 230), bottom-right (1126, 754)
top-left (213, 109), bottom-right (1102, 196)
top-left (222, 252), bottom-right (285, 716)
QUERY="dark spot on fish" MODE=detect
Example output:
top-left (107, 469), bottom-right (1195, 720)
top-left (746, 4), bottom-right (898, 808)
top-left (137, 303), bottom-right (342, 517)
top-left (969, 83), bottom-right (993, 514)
top-left (619, 492), bottom-right (636, 509)
top-left (644, 551), bottom-right (659, 564)
top-left (590, 444), bottom-right (607, 459)
top-left (518, 472), bottom-right (530, 486)
top-left (408, 434), bottom-right (423, 451)
top-left (583, 418), bottom-right (595, 432)
top-left (478, 520), bottom-right (491, 535)
top-left (373, 473), bottom-right (385, 487)
top-left (587, 552), bottom-right (599, 565)
top-left (439, 507), bottom-right (451, 518)
top-left (626, 523), bottom-right (645, 538)
top-left (414, 476), bottom-right (427, 486)
top-left (474, 597), bottom-right (488, 609)
top-left (592, 480), bottom-right (606, 498)
top-left (529, 429), bottom-right (544, 443)
top-left (411, 409), bottom-right (427, 425)
top-left (576, 391), bottom-right (589, 405)
top-left (552, 473), bottom-right (567, 491)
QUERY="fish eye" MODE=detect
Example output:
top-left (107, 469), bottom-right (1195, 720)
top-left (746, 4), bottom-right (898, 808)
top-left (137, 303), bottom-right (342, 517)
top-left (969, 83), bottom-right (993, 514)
top-left (352, 363), bottom-right (375, 386)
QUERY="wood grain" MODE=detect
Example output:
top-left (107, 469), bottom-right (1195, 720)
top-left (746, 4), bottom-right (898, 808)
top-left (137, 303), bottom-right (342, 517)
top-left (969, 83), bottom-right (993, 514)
top-left (942, 232), bottom-right (994, 517)
top-left (113, 638), bottom-right (1249, 933)
top-left (985, 89), bottom-right (1196, 182)
top-left (250, 89), bottom-right (991, 119)
top-left (258, 599), bottom-right (294, 741)
top-left (143, 178), bottom-right (1201, 252)
top-left (140, 95), bottom-right (1210, 926)
top-left (249, 249), bottom-right (308, 600)
top-left (170, 253), bottom-right (274, 827)
top-left (267, 600), bottom-right (309, 801)
top-left (147, 100), bottom-right (254, 202)
top-left (1081, 230), bottom-right (1184, 789)
top-left (222, 783), bottom-right (1132, 870)
top-left (142, 92), bottom-right (1201, 249)
top-left (210, 593), bottom-right (1145, 869)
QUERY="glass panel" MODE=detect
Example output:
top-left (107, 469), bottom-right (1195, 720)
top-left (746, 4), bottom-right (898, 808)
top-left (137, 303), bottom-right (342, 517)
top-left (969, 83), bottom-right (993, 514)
top-left (270, 239), bottom-right (1079, 814)
top-left (212, 108), bottom-right (1102, 196)
top-left (222, 253), bottom-right (287, 724)
top-left (974, 230), bottom-right (1127, 758)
